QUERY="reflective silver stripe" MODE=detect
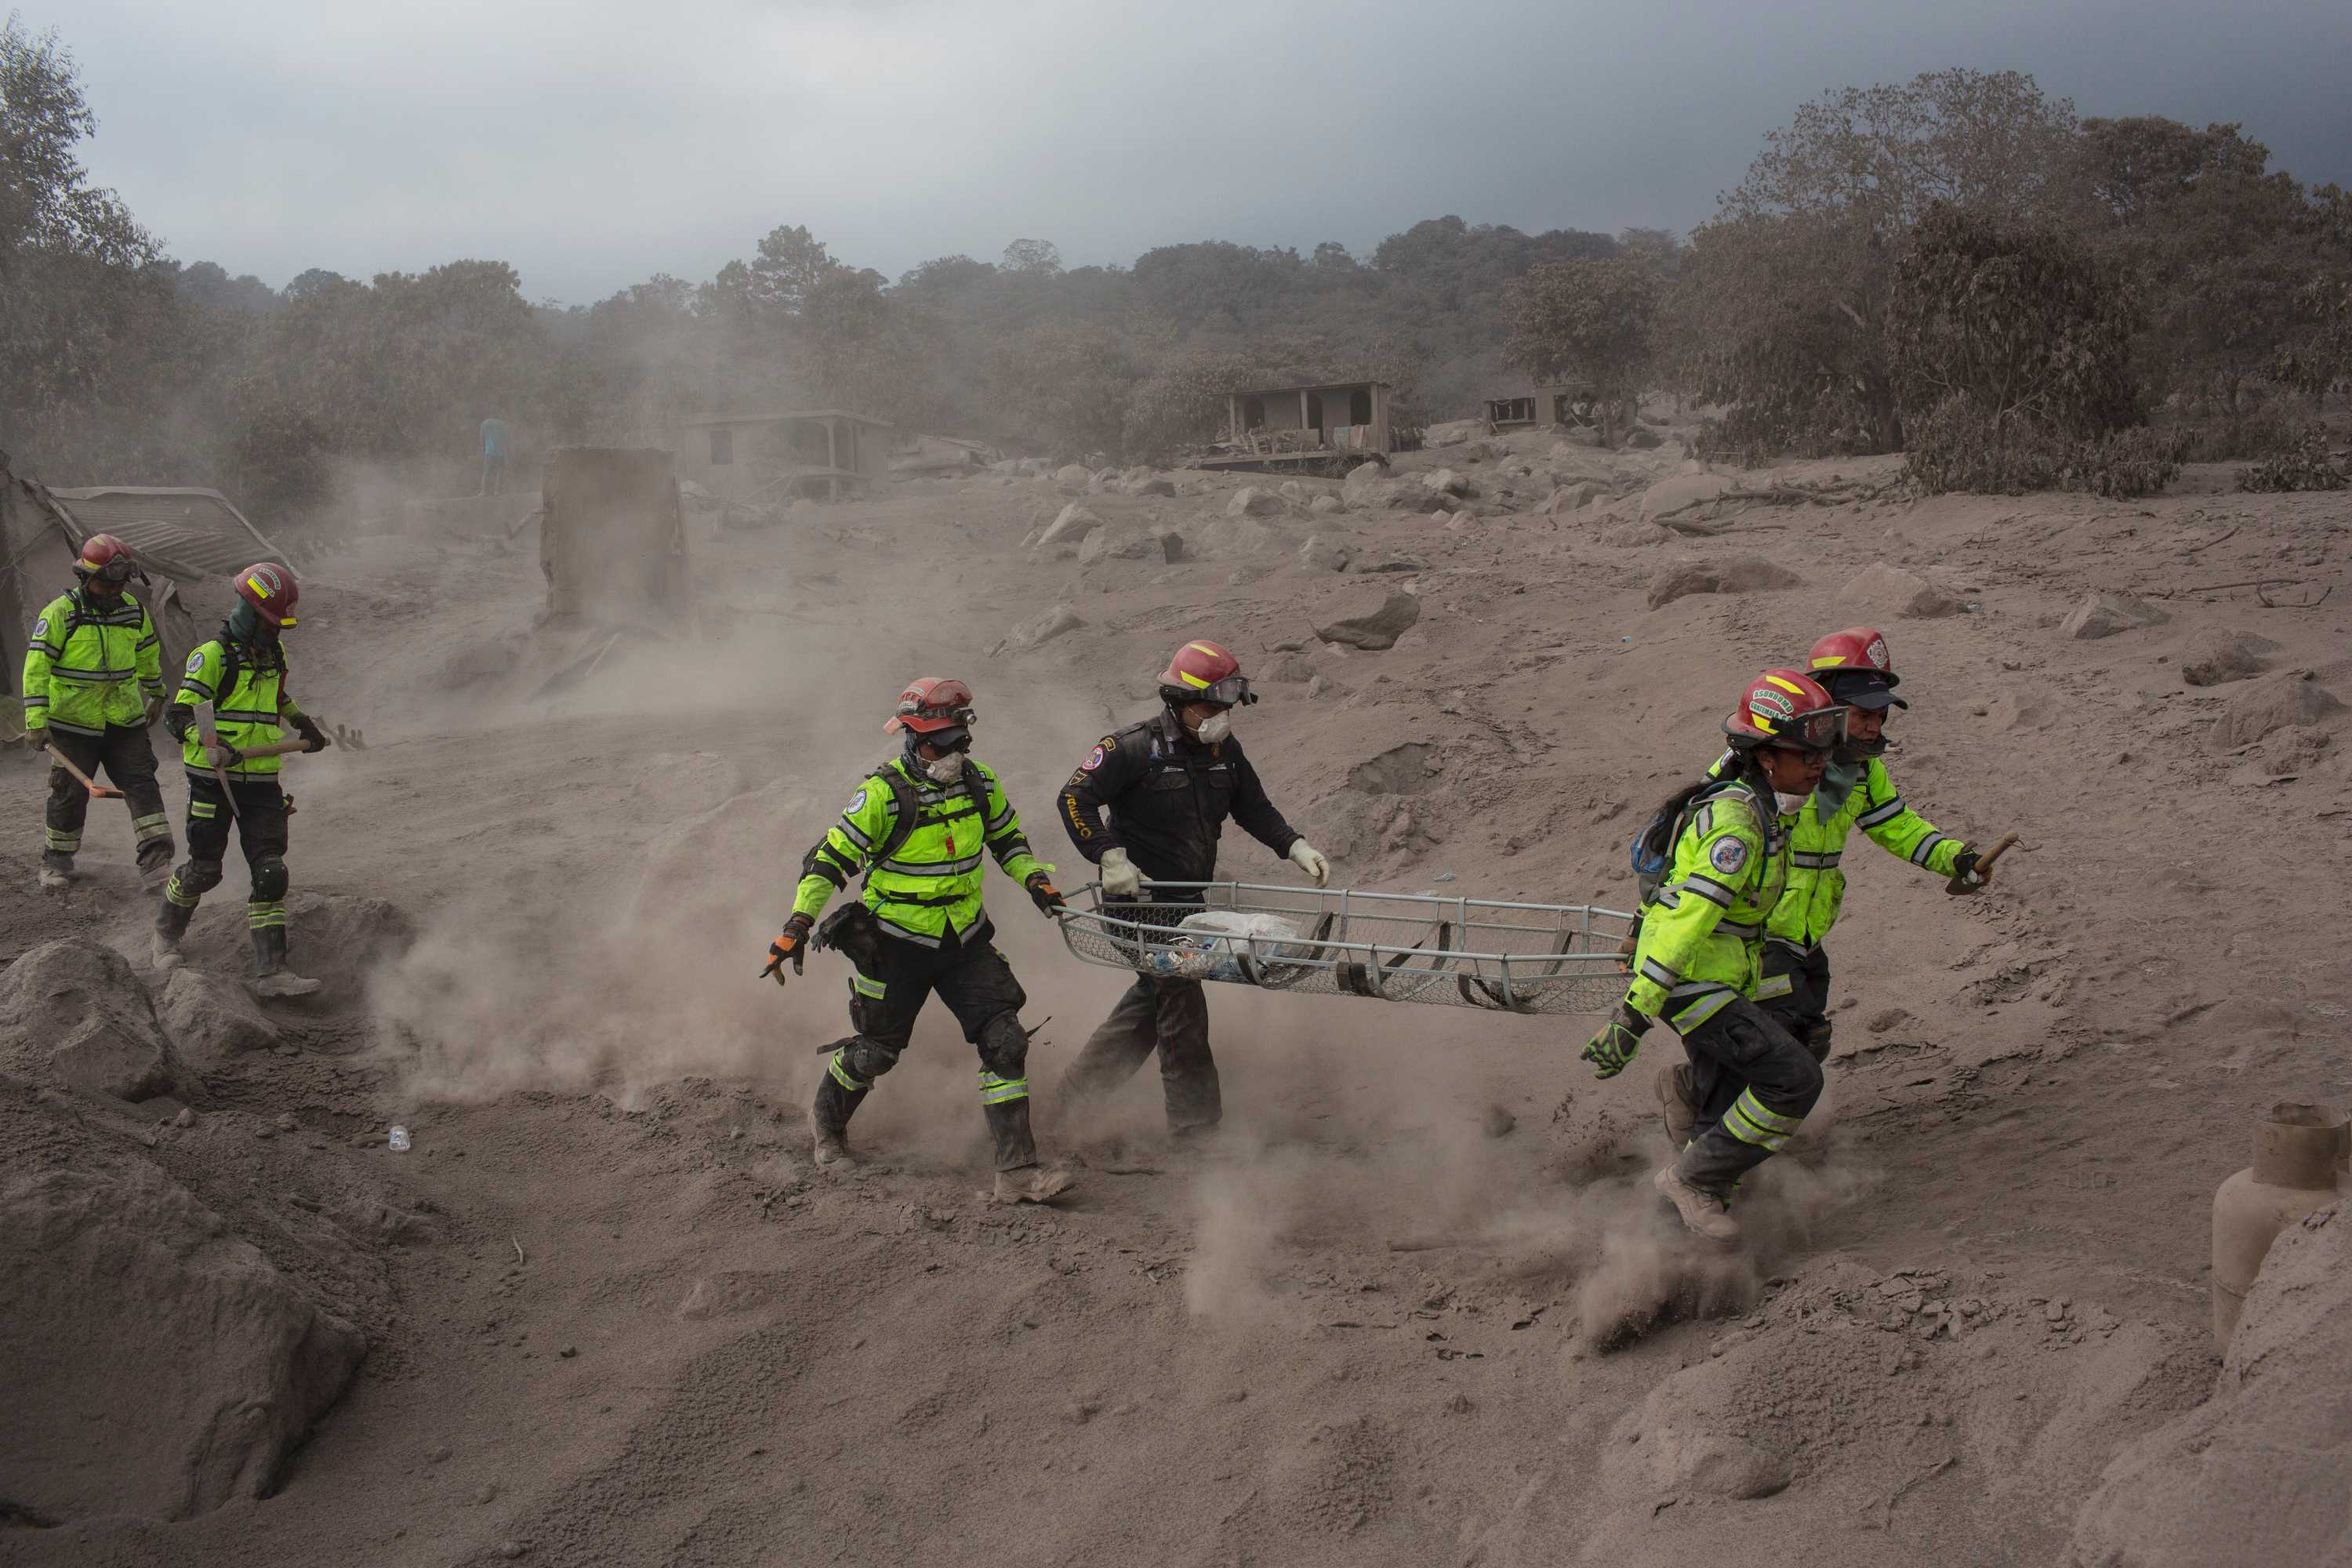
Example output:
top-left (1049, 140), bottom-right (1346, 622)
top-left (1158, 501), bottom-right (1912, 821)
top-left (180, 679), bottom-right (216, 699)
top-left (1791, 851), bottom-right (1842, 869)
top-left (1755, 971), bottom-right (1795, 1000)
top-left (1676, 876), bottom-right (1734, 909)
top-left (1766, 935), bottom-right (1812, 956)
top-left (1909, 832), bottom-right (1950, 867)
top-left (1638, 957), bottom-right (1679, 989)
top-left (871, 914), bottom-right (942, 948)
top-left (837, 815), bottom-right (873, 851)
top-left (1856, 796), bottom-right (1906, 829)
top-left (879, 853), bottom-right (982, 877)
top-left (1713, 919), bottom-right (1762, 940)
top-left (1667, 983), bottom-right (1737, 1032)
top-left (48, 720), bottom-right (105, 736)
top-left (46, 666), bottom-right (139, 682)
top-left (216, 709), bottom-right (280, 723)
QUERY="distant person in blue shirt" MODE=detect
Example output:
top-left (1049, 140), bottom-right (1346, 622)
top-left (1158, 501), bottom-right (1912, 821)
top-left (480, 417), bottom-right (509, 495)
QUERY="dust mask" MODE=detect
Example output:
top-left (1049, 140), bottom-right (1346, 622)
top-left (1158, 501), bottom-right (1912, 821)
top-left (1192, 711), bottom-right (1232, 745)
top-left (924, 753), bottom-right (964, 785)
top-left (1773, 790), bottom-right (1809, 817)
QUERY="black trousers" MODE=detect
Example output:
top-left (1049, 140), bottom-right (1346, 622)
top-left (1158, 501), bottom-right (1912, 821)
top-left (165, 774), bottom-right (292, 931)
top-left (1062, 975), bottom-right (1219, 1131)
top-left (44, 725), bottom-right (171, 869)
top-left (813, 921), bottom-right (1039, 1168)
top-left (1675, 996), bottom-right (1824, 1196)
top-left (1755, 940), bottom-right (1834, 1062)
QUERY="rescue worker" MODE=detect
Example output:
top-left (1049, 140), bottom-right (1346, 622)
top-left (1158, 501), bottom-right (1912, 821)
top-left (768, 677), bottom-right (1073, 1204)
top-left (151, 563), bottom-right (332, 996)
top-left (1653, 628), bottom-right (1992, 1149)
top-left (20, 535), bottom-right (173, 891)
top-left (1054, 640), bottom-right (1330, 1138)
top-left (1583, 670), bottom-right (1845, 1243)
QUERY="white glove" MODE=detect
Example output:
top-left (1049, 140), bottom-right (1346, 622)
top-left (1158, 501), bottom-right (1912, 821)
top-left (1098, 846), bottom-right (1142, 898)
top-left (1288, 840), bottom-right (1330, 887)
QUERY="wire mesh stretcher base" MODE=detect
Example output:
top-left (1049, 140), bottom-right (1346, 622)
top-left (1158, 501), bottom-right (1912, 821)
top-left (1056, 881), bottom-right (1636, 1016)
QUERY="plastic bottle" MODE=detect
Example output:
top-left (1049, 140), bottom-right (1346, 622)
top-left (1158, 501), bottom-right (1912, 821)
top-left (2211, 1102), bottom-right (2345, 1348)
top-left (388, 1124), bottom-right (411, 1152)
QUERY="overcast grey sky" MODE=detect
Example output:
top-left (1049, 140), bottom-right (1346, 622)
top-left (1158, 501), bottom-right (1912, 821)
top-left (39, 0), bottom-right (2352, 305)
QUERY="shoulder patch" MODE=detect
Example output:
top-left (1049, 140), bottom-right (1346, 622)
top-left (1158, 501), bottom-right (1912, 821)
top-left (847, 787), bottom-right (872, 817)
top-left (1709, 836), bottom-right (1750, 876)
top-left (1082, 742), bottom-right (1108, 772)
top-left (32, 616), bottom-right (46, 639)
top-left (186, 652), bottom-right (206, 674)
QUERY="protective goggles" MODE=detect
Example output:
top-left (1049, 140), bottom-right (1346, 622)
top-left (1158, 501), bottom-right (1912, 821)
top-left (84, 555), bottom-right (136, 586)
top-left (1771, 705), bottom-right (1849, 753)
top-left (1185, 675), bottom-right (1257, 708)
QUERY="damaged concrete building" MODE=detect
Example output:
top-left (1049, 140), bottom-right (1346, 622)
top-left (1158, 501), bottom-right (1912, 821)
top-left (673, 409), bottom-right (894, 506)
top-left (1196, 381), bottom-right (1397, 476)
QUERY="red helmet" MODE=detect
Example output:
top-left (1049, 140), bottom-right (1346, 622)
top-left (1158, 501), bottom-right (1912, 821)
top-left (1157, 639), bottom-right (1256, 707)
top-left (883, 676), bottom-right (975, 735)
top-left (234, 561), bottom-right (299, 627)
top-left (1806, 626), bottom-right (1907, 712)
top-left (1725, 668), bottom-right (1846, 753)
top-left (74, 533), bottom-right (138, 587)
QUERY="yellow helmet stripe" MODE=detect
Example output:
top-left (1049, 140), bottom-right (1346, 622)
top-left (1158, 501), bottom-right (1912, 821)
top-left (1764, 673), bottom-right (1806, 694)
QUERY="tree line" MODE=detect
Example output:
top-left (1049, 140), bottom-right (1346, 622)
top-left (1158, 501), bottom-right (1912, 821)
top-left (5, 21), bottom-right (2347, 520)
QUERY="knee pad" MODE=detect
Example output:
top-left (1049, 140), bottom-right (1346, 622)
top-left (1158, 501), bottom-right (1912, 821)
top-left (250, 855), bottom-right (289, 901)
top-left (842, 1036), bottom-right (902, 1083)
top-left (976, 1011), bottom-right (1030, 1078)
top-left (180, 858), bottom-right (226, 896)
top-left (1803, 1015), bottom-right (1834, 1063)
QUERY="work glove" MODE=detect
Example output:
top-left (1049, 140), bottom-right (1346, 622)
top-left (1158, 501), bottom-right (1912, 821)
top-left (1287, 840), bottom-right (1330, 887)
top-left (1951, 847), bottom-right (1988, 892)
top-left (1098, 846), bottom-right (1142, 899)
top-left (207, 742), bottom-right (245, 768)
top-left (297, 716), bottom-right (332, 754)
top-left (1025, 871), bottom-right (1065, 917)
top-left (29, 731), bottom-right (47, 753)
top-left (763, 913), bottom-right (816, 985)
top-left (142, 695), bottom-right (164, 727)
top-left (1581, 1005), bottom-right (1652, 1079)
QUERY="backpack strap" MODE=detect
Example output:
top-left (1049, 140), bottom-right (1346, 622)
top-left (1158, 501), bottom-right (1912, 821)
top-left (866, 761), bottom-right (927, 873)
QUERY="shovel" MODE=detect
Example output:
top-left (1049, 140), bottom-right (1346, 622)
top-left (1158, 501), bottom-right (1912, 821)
top-left (47, 744), bottom-right (124, 800)
top-left (1947, 831), bottom-right (2019, 895)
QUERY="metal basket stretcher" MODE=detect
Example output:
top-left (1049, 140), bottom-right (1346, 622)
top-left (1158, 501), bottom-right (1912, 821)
top-left (1054, 881), bottom-right (1636, 1016)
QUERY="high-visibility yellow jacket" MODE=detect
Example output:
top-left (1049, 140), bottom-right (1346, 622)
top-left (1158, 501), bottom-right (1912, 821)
top-left (20, 590), bottom-right (163, 735)
top-left (1708, 750), bottom-right (1965, 949)
top-left (793, 756), bottom-right (1048, 945)
top-left (1623, 776), bottom-right (1793, 1033)
top-left (170, 638), bottom-right (309, 781)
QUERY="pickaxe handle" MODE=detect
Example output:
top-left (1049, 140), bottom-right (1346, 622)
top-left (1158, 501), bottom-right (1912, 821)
top-left (47, 745), bottom-right (124, 800)
top-left (1947, 831), bottom-right (2020, 895)
top-left (192, 700), bottom-right (239, 820)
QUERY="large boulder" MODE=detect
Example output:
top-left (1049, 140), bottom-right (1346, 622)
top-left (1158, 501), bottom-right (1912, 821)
top-left (1295, 534), bottom-right (1352, 574)
top-left (998, 604), bottom-right (1086, 654)
top-left (2213, 670), bottom-right (2346, 750)
top-left (2179, 626), bottom-right (2279, 688)
top-left (1421, 467), bottom-right (1475, 499)
top-left (2068, 1205), bottom-right (2352, 1568)
top-left (1036, 503), bottom-right (1102, 546)
top-left (0, 942), bottom-right (179, 1101)
top-left (1836, 560), bottom-right (1963, 620)
top-left (1312, 588), bottom-right (1421, 651)
top-left (155, 969), bottom-right (279, 1069)
top-left (1052, 463), bottom-right (1090, 494)
top-left (0, 1153), bottom-right (365, 1521)
top-left (1639, 474), bottom-right (1735, 521)
top-left (1078, 527), bottom-right (1181, 566)
top-left (1228, 485), bottom-right (1286, 517)
top-left (1545, 481), bottom-right (1602, 515)
top-left (2060, 591), bottom-right (2168, 640)
top-left (1128, 475), bottom-right (1178, 498)
top-left (1341, 463), bottom-right (1390, 506)
top-left (1307, 492), bottom-right (1345, 516)
top-left (1646, 553), bottom-right (1801, 610)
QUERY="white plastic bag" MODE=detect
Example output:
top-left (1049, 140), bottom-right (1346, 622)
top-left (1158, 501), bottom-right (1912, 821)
top-left (1143, 911), bottom-right (1305, 982)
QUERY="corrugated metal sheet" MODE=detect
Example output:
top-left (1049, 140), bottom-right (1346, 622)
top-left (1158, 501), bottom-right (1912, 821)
top-left (44, 488), bottom-right (290, 583)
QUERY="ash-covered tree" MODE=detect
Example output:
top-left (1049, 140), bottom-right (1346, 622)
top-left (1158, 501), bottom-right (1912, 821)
top-left (1888, 203), bottom-right (2164, 495)
top-left (1503, 256), bottom-right (1660, 446)
top-left (1671, 68), bottom-right (2085, 456)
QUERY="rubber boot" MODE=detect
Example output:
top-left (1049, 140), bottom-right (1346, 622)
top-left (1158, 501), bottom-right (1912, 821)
top-left (811, 1072), bottom-right (866, 1169)
top-left (249, 925), bottom-right (321, 998)
top-left (38, 853), bottom-right (73, 891)
top-left (1653, 1165), bottom-right (1740, 1244)
top-left (152, 897), bottom-right (193, 971)
top-left (985, 1100), bottom-right (1073, 1203)
top-left (1654, 1062), bottom-right (1697, 1154)
top-left (137, 846), bottom-right (173, 895)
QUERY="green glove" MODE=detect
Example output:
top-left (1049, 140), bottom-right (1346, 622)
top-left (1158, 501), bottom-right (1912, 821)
top-left (1581, 1007), bottom-right (1652, 1079)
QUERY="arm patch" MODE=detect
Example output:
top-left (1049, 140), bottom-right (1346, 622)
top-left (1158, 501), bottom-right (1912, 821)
top-left (1708, 836), bottom-right (1749, 876)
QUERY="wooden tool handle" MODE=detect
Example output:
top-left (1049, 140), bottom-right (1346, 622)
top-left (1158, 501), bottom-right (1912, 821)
top-left (1946, 830), bottom-right (2019, 895)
